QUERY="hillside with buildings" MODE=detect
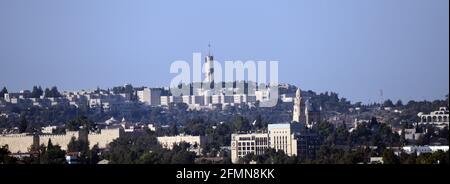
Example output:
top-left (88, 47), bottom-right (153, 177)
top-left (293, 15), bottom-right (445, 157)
top-left (0, 81), bottom-right (448, 164)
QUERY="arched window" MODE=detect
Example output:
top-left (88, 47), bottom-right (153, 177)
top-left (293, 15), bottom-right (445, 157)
top-left (438, 116), bottom-right (442, 122)
top-left (432, 116), bottom-right (437, 122)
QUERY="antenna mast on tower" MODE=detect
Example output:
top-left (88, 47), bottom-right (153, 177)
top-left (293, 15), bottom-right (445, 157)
top-left (208, 42), bottom-right (212, 56)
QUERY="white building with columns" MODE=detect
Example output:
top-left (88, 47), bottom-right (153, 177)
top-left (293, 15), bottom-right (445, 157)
top-left (418, 107), bottom-right (449, 128)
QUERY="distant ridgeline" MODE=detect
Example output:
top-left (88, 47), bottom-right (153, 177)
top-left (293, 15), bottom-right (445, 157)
top-left (0, 82), bottom-right (362, 114)
top-left (0, 128), bottom-right (123, 153)
top-left (0, 82), bottom-right (360, 113)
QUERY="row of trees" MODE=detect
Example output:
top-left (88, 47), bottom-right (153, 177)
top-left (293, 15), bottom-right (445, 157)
top-left (240, 148), bottom-right (298, 164)
top-left (139, 143), bottom-right (197, 164)
top-left (238, 146), bottom-right (449, 164)
top-left (0, 87), bottom-right (7, 98)
top-left (382, 149), bottom-right (449, 164)
top-left (7, 115), bottom-right (96, 135)
top-left (0, 86), bottom-right (62, 98)
top-left (314, 118), bottom-right (402, 147)
top-left (30, 86), bottom-right (44, 98)
top-left (382, 99), bottom-right (404, 108)
top-left (66, 116), bottom-right (97, 131)
top-left (106, 129), bottom-right (199, 164)
top-left (30, 140), bottom-right (68, 164)
top-left (158, 115), bottom-right (268, 136)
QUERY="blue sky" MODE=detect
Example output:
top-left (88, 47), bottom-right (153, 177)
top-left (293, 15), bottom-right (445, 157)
top-left (0, 0), bottom-right (448, 103)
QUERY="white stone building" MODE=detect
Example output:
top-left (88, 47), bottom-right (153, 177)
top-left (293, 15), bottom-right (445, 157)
top-left (231, 132), bottom-right (269, 163)
top-left (137, 88), bottom-right (162, 106)
top-left (268, 124), bottom-right (298, 156)
top-left (157, 135), bottom-right (207, 155)
top-left (418, 107), bottom-right (449, 128)
top-left (230, 124), bottom-right (300, 164)
top-left (402, 146), bottom-right (449, 155)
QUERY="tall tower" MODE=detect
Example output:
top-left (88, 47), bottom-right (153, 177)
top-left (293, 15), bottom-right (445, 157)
top-left (205, 44), bottom-right (214, 84)
top-left (293, 88), bottom-right (302, 123)
top-left (305, 99), bottom-right (311, 127)
top-left (304, 99), bottom-right (320, 128)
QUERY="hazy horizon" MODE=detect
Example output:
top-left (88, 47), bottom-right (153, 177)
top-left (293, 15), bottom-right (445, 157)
top-left (0, 0), bottom-right (448, 104)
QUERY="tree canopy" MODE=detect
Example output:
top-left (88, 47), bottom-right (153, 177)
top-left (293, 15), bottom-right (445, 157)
top-left (0, 87), bottom-right (7, 98)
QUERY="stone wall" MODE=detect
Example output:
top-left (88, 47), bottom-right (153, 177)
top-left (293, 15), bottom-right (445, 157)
top-left (39, 131), bottom-right (79, 150)
top-left (0, 134), bottom-right (35, 153)
top-left (88, 128), bottom-right (123, 149)
top-left (0, 128), bottom-right (122, 153)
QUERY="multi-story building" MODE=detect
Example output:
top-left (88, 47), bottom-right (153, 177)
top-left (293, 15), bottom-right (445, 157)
top-left (268, 124), bottom-right (297, 156)
top-left (137, 88), bottom-right (150, 105)
top-left (137, 88), bottom-right (162, 106)
top-left (295, 133), bottom-right (321, 160)
top-left (231, 132), bottom-right (269, 163)
top-left (160, 96), bottom-right (170, 106)
top-left (231, 123), bottom-right (320, 164)
top-left (182, 95), bottom-right (192, 104)
top-left (204, 52), bottom-right (214, 85)
top-left (212, 94), bottom-right (224, 104)
top-left (400, 128), bottom-right (423, 141)
top-left (230, 90), bottom-right (322, 163)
